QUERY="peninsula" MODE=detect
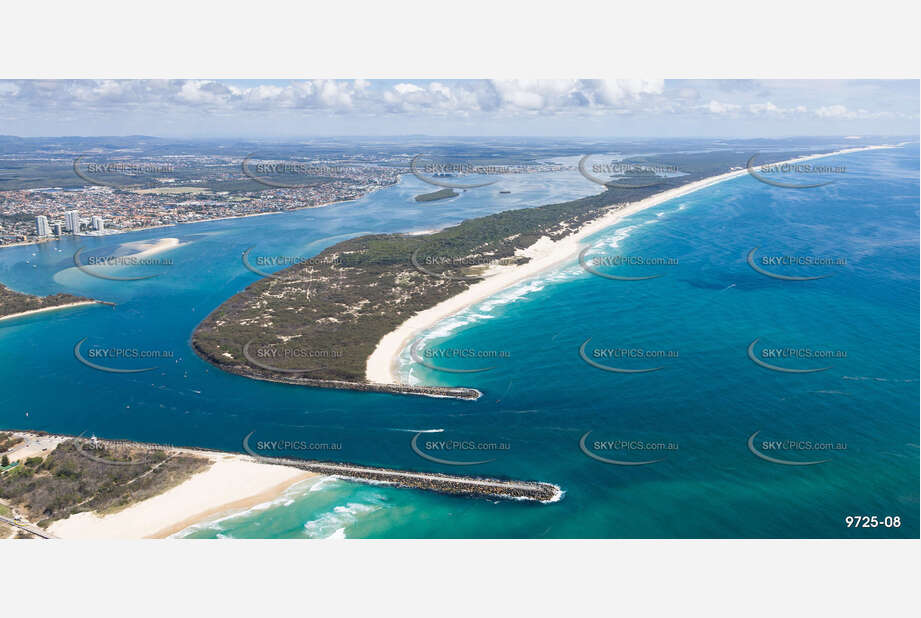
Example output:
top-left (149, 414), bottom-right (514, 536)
top-left (192, 145), bottom-right (897, 398)
top-left (0, 282), bottom-right (103, 322)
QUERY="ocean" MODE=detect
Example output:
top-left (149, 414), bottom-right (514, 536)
top-left (1, 147), bottom-right (917, 538)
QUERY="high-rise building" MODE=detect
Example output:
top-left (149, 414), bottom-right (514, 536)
top-left (64, 210), bottom-right (81, 234)
top-left (91, 215), bottom-right (104, 232)
top-left (53, 223), bottom-right (63, 236)
top-left (35, 215), bottom-right (51, 237)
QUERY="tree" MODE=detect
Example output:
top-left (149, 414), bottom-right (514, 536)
top-left (1, 455), bottom-right (9, 467)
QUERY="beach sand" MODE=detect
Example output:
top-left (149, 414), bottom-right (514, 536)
top-left (47, 454), bottom-right (317, 539)
top-left (62, 236), bottom-right (183, 282)
top-left (365, 144), bottom-right (899, 384)
top-left (116, 236), bottom-right (182, 258)
top-left (0, 300), bottom-right (99, 323)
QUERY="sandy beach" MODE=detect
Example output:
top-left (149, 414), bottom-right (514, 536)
top-left (366, 144), bottom-right (899, 384)
top-left (65, 236), bottom-right (183, 281)
top-left (47, 453), bottom-right (317, 539)
top-left (116, 236), bottom-right (182, 258)
top-left (0, 300), bottom-right (99, 323)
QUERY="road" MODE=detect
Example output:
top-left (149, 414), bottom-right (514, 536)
top-left (0, 515), bottom-right (57, 539)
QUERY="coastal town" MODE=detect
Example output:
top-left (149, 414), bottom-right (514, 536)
top-left (0, 175), bottom-right (402, 246)
top-left (0, 150), bottom-right (412, 245)
top-left (0, 145), bottom-right (568, 246)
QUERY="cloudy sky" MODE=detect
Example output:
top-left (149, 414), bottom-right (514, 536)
top-left (0, 79), bottom-right (916, 138)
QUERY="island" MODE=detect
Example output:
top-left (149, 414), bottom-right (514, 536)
top-left (414, 188), bottom-right (459, 202)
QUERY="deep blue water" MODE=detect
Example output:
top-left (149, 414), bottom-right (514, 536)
top-left (1, 148), bottom-right (917, 538)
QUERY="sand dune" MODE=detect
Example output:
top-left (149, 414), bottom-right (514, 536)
top-left (48, 454), bottom-right (316, 539)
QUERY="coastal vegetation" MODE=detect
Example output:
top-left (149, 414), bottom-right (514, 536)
top-left (193, 179), bottom-right (680, 387)
top-left (414, 188), bottom-right (459, 202)
top-left (0, 431), bottom-right (23, 453)
top-left (0, 283), bottom-right (92, 319)
top-left (0, 440), bottom-right (209, 526)
top-left (0, 503), bottom-right (13, 538)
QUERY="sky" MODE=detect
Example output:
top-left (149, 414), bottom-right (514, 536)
top-left (0, 79), bottom-right (917, 139)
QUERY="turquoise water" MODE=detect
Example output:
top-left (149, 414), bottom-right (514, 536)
top-left (1, 148), bottom-right (917, 538)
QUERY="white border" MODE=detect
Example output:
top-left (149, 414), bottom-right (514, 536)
top-left (0, 1), bottom-right (918, 613)
top-left (2, 1), bottom-right (919, 78)
top-left (2, 541), bottom-right (919, 615)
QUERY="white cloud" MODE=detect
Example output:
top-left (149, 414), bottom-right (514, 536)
top-left (706, 100), bottom-right (741, 114)
top-left (0, 79), bottom-right (913, 131)
top-left (393, 83), bottom-right (424, 95)
top-left (486, 79), bottom-right (664, 112)
top-left (176, 80), bottom-right (233, 106)
top-left (592, 79), bottom-right (665, 104)
top-left (748, 101), bottom-right (809, 116)
top-left (815, 104), bottom-right (851, 118)
top-left (748, 101), bottom-right (781, 114)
